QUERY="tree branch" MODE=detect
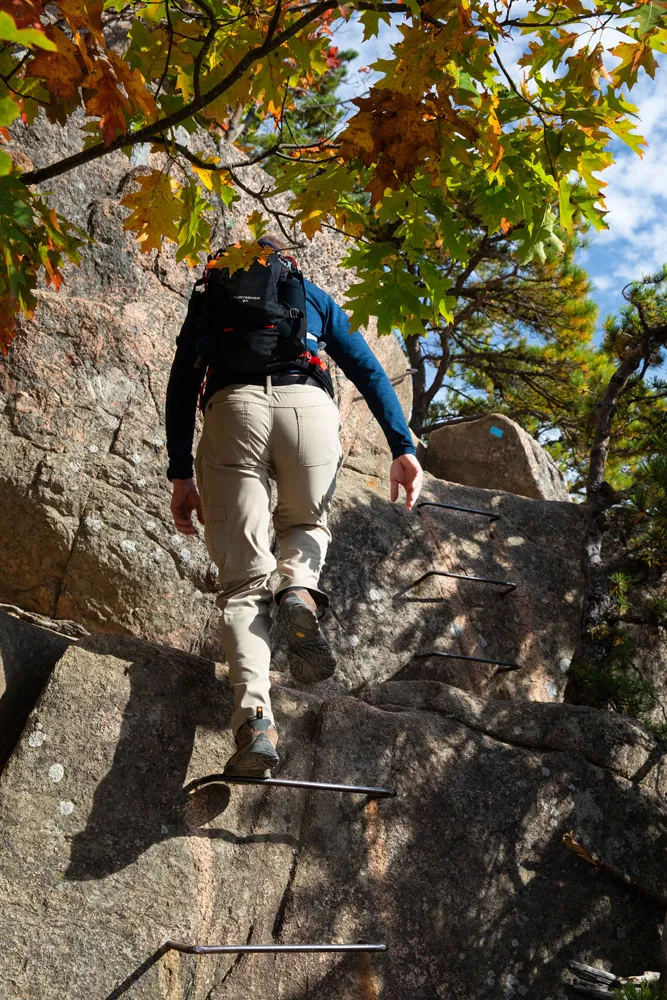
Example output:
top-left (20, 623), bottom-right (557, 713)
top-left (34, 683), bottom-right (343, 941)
top-left (20, 0), bottom-right (351, 187)
top-left (190, 0), bottom-right (219, 103)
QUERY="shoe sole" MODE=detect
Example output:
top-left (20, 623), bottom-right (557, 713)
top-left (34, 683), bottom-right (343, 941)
top-left (279, 600), bottom-right (337, 685)
top-left (223, 734), bottom-right (280, 779)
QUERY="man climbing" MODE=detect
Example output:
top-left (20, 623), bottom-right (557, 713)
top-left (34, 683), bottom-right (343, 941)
top-left (166, 234), bottom-right (422, 778)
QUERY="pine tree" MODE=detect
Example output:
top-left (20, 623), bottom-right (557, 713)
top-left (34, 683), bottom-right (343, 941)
top-left (566, 268), bottom-right (667, 720)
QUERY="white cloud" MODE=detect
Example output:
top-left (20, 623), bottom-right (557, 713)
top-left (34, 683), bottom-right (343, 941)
top-left (585, 61), bottom-right (667, 283)
top-left (331, 14), bottom-right (405, 106)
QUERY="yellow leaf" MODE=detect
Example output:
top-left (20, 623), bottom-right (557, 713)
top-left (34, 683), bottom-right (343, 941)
top-left (212, 241), bottom-right (273, 275)
top-left (247, 210), bottom-right (270, 240)
top-left (121, 170), bottom-right (185, 253)
top-left (109, 51), bottom-right (157, 120)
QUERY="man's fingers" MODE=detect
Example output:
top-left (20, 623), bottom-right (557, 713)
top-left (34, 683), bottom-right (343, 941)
top-left (172, 502), bottom-right (196, 535)
top-left (404, 480), bottom-right (417, 511)
top-left (390, 477), bottom-right (399, 502)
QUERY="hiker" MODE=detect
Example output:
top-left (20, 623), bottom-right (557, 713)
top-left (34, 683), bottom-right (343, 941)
top-left (166, 234), bottom-right (422, 778)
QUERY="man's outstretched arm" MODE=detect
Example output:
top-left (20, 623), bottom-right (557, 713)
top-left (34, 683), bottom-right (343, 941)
top-left (321, 293), bottom-right (423, 509)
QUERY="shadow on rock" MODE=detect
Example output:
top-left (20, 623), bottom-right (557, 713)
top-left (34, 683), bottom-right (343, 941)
top-left (0, 609), bottom-right (73, 769)
top-left (65, 634), bottom-right (297, 881)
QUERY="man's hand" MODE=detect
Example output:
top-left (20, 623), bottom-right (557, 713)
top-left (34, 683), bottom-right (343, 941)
top-left (170, 477), bottom-right (205, 536)
top-left (390, 453), bottom-right (423, 512)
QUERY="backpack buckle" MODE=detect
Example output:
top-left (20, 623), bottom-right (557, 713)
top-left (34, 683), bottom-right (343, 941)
top-left (289, 307), bottom-right (302, 318)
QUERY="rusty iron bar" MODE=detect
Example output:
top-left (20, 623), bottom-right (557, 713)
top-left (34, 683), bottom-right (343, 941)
top-left (184, 774), bottom-right (396, 797)
top-left (415, 500), bottom-right (500, 522)
top-left (414, 651), bottom-right (521, 673)
top-left (164, 940), bottom-right (387, 955)
top-left (393, 570), bottom-right (516, 600)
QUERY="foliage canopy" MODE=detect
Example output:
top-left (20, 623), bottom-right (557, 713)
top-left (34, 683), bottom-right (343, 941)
top-left (1, 0), bottom-right (666, 352)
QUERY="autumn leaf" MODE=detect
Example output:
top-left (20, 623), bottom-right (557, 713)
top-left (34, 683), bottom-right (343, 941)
top-left (611, 39), bottom-right (659, 88)
top-left (121, 170), bottom-right (186, 252)
top-left (83, 61), bottom-right (129, 145)
top-left (247, 210), bottom-right (270, 241)
top-left (24, 25), bottom-right (85, 99)
top-left (109, 51), bottom-right (157, 120)
top-left (212, 241), bottom-right (273, 275)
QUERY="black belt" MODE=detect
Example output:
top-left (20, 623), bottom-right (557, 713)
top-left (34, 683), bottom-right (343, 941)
top-left (202, 371), bottom-right (330, 411)
top-left (230, 372), bottom-right (323, 388)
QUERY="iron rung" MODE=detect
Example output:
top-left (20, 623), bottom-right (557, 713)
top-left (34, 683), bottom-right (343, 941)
top-left (414, 650), bottom-right (520, 672)
top-left (185, 774), bottom-right (396, 797)
top-left (416, 500), bottom-right (500, 522)
top-left (393, 570), bottom-right (516, 599)
top-left (164, 940), bottom-right (387, 955)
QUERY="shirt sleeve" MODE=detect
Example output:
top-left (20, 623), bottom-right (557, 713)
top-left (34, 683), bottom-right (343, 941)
top-left (165, 293), bottom-right (206, 480)
top-left (322, 295), bottom-right (416, 460)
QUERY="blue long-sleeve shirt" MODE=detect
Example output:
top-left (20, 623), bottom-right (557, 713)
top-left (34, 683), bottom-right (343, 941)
top-left (165, 278), bottom-right (415, 479)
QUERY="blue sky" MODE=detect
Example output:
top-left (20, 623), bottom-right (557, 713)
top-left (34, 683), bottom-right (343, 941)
top-left (329, 16), bottom-right (667, 331)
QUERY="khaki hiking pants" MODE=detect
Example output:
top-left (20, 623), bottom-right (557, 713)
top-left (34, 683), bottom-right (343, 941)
top-left (195, 381), bottom-right (342, 735)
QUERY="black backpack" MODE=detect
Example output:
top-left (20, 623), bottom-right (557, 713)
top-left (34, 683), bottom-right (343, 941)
top-left (191, 247), bottom-right (309, 374)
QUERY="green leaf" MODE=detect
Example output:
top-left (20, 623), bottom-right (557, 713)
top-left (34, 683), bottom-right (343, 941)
top-left (608, 116), bottom-right (647, 156)
top-left (0, 11), bottom-right (57, 51)
top-left (632, 0), bottom-right (667, 35)
top-left (0, 95), bottom-right (19, 128)
top-left (359, 8), bottom-right (391, 41)
top-left (247, 210), bottom-right (269, 240)
top-left (0, 149), bottom-right (11, 176)
top-left (558, 177), bottom-right (574, 233)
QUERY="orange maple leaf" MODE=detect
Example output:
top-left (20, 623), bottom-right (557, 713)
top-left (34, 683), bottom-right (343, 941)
top-left (25, 24), bottom-right (85, 100)
top-left (83, 61), bottom-right (129, 145)
top-left (109, 51), bottom-right (158, 120)
top-left (209, 241), bottom-right (273, 275)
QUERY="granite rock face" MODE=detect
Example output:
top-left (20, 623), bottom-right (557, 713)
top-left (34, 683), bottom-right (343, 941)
top-left (317, 465), bottom-right (585, 704)
top-left (0, 635), bottom-right (663, 1000)
top-left (425, 414), bottom-right (571, 502)
top-left (2, 116), bottom-right (585, 707)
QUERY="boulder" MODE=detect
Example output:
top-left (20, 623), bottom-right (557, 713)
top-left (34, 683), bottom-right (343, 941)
top-left (425, 414), bottom-right (571, 501)
top-left (0, 634), bottom-right (664, 999)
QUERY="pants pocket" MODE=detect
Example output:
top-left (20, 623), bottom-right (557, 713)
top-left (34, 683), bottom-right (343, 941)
top-left (296, 403), bottom-right (340, 467)
top-left (202, 504), bottom-right (227, 568)
top-left (204, 400), bottom-right (250, 466)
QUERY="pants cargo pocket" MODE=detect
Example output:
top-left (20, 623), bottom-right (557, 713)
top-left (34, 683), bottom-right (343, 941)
top-left (202, 504), bottom-right (227, 569)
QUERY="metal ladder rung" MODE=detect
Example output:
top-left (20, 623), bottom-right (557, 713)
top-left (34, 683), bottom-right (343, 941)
top-left (414, 650), bottom-right (520, 672)
top-left (164, 940), bottom-right (387, 955)
top-left (416, 500), bottom-right (500, 522)
top-left (185, 774), bottom-right (396, 797)
top-left (393, 570), bottom-right (516, 599)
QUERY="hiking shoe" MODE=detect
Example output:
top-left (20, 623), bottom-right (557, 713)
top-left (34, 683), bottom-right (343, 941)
top-left (277, 591), bottom-right (337, 685)
top-left (223, 712), bottom-right (279, 779)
